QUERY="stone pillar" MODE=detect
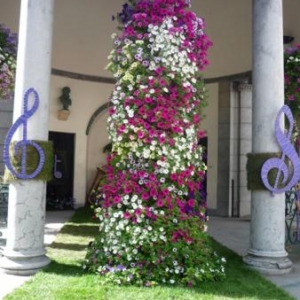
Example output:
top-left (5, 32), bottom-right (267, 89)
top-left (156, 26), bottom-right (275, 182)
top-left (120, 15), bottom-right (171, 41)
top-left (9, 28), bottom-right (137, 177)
top-left (217, 82), bottom-right (233, 216)
top-left (238, 83), bottom-right (252, 217)
top-left (0, 0), bottom-right (55, 275)
top-left (244, 0), bottom-right (292, 274)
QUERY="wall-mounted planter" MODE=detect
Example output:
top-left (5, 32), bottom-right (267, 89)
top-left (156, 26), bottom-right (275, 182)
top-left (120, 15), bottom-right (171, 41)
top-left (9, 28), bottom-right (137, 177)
top-left (58, 109), bottom-right (70, 121)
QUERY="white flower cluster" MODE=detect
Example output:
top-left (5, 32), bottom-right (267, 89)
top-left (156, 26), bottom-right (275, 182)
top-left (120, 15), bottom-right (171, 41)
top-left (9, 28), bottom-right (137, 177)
top-left (95, 198), bottom-right (167, 264)
top-left (148, 18), bottom-right (198, 82)
top-left (287, 56), bottom-right (300, 63)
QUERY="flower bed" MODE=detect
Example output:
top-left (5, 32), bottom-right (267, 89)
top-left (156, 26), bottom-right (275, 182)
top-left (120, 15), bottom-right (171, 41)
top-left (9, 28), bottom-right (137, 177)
top-left (0, 24), bottom-right (17, 100)
top-left (84, 0), bottom-right (225, 286)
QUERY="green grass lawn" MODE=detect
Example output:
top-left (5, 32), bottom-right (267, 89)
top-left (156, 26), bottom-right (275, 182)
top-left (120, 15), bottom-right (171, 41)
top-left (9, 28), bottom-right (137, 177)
top-left (5, 207), bottom-right (294, 300)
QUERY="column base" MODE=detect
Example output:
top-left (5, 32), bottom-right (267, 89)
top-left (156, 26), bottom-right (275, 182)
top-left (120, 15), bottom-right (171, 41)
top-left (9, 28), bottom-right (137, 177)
top-left (243, 253), bottom-right (292, 275)
top-left (0, 254), bottom-right (50, 275)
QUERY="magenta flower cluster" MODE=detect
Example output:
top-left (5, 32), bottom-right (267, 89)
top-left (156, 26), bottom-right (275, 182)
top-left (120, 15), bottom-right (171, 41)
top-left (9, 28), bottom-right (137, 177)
top-left (84, 0), bottom-right (225, 286)
top-left (0, 24), bottom-right (17, 100)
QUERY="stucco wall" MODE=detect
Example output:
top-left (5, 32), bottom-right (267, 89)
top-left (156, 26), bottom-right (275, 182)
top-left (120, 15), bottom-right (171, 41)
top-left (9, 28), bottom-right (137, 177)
top-left (86, 105), bottom-right (110, 193)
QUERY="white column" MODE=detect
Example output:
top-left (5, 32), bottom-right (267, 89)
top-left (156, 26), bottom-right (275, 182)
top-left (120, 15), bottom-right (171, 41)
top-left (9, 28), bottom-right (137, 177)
top-left (243, 0), bottom-right (292, 274)
top-left (0, 0), bottom-right (55, 275)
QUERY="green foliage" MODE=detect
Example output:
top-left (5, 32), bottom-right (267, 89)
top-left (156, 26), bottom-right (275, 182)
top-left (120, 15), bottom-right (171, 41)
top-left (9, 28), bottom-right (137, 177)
top-left (246, 153), bottom-right (283, 190)
top-left (3, 140), bottom-right (54, 182)
top-left (84, 207), bottom-right (225, 287)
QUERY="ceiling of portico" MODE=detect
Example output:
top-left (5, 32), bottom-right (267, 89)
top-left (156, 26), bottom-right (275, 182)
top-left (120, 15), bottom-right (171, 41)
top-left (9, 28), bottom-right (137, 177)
top-left (0, 0), bottom-right (299, 79)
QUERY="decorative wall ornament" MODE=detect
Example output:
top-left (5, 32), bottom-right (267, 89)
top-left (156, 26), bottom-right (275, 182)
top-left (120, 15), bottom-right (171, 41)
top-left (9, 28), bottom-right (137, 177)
top-left (57, 86), bottom-right (71, 121)
top-left (57, 109), bottom-right (70, 121)
top-left (3, 88), bottom-right (47, 180)
top-left (261, 105), bottom-right (300, 193)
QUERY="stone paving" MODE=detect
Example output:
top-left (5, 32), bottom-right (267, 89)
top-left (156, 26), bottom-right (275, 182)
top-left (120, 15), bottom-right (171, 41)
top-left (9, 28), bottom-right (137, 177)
top-left (208, 217), bottom-right (300, 300)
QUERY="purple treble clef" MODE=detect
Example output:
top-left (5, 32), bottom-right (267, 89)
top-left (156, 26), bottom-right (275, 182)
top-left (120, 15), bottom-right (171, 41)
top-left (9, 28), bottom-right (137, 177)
top-left (3, 88), bottom-right (45, 179)
top-left (261, 105), bottom-right (300, 193)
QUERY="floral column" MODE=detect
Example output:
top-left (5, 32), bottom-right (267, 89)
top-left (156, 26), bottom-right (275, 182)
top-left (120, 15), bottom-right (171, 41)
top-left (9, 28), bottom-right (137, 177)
top-left (84, 0), bottom-right (226, 286)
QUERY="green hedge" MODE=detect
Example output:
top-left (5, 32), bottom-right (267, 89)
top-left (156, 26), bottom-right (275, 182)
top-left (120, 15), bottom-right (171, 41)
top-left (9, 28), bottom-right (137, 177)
top-left (246, 152), bottom-right (285, 190)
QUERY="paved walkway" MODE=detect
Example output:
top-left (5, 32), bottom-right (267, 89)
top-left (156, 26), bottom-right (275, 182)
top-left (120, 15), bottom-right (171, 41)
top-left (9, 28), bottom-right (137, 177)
top-left (0, 213), bottom-right (300, 299)
top-left (208, 217), bottom-right (300, 300)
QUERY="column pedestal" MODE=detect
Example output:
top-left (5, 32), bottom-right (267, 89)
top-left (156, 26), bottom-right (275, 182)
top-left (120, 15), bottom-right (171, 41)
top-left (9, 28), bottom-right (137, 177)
top-left (244, 193), bottom-right (292, 275)
top-left (0, 182), bottom-right (50, 275)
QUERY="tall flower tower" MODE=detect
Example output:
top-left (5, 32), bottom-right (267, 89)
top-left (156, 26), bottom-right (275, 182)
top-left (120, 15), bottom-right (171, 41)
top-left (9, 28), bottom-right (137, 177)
top-left (84, 0), bottom-right (226, 286)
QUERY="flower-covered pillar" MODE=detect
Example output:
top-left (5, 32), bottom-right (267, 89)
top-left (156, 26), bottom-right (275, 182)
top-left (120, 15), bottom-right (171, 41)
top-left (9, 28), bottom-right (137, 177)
top-left (84, 0), bottom-right (226, 286)
top-left (0, 0), bottom-right (54, 274)
top-left (244, 0), bottom-right (292, 274)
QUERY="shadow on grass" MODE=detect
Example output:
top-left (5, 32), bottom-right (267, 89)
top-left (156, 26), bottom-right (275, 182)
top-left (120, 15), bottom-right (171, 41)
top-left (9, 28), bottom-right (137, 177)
top-left (43, 260), bottom-right (84, 277)
top-left (67, 206), bottom-right (99, 224)
top-left (59, 224), bottom-right (99, 237)
top-left (48, 242), bottom-right (88, 251)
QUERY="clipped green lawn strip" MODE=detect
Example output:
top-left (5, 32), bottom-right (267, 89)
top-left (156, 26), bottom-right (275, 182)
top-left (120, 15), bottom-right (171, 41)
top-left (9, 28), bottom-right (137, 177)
top-left (4, 207), bottom-right (294, 300)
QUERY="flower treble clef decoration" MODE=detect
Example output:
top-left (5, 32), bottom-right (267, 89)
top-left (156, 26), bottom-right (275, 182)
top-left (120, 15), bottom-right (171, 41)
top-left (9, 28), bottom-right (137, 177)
top-left (261, 105), bottom-right (300, 193)
top-left (3, 88), bottom-right (45, 179)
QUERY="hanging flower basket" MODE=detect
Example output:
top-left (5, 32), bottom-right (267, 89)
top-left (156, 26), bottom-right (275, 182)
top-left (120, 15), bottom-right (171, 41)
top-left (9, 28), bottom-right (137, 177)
top-left (0, 24), bottom-right (17, 101)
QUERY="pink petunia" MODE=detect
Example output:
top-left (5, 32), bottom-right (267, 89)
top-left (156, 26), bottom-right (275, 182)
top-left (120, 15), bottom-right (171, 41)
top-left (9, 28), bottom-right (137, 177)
top-left (118, 124), bottom-right (126, 133)
top-left (137, 131), bottom-right (144, 139)
top-left (135, 208), bottom-right (142, 216)
top-left (188, 199), bottom-right (195, 208)
top-left (113, 196), bottom-right (122, 204)
top-left (123, 211), bottom-right (131, 219)
top-left (142, 193), bottom-right (150, 200)
top-left (156, 199), bottom-right (164, 207)
top-left (170, 173), bottom-right (177, 181)
top-left (158, 136), bottom-right (165, 144)
top-left (124, 186), bottom-right (132, 194)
